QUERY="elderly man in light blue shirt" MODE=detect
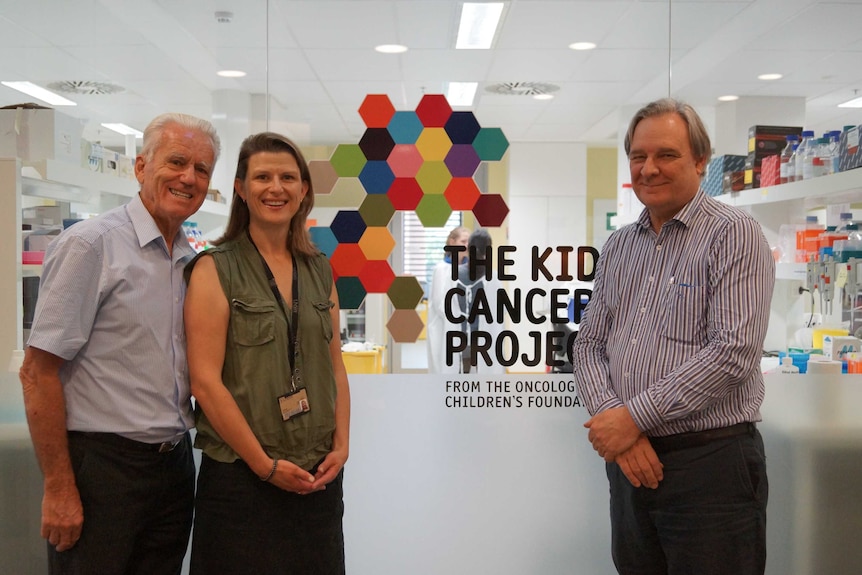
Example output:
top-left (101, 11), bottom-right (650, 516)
top-left (20, 112), bottom-right (220, 575)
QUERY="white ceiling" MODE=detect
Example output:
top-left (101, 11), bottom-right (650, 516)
top-left (1, 0), bottom-right (862, 150)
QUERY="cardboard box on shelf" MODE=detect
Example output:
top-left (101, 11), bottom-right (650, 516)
top-left (703, 154), bottom-right (745, 196)
top-left (206, 189), bottom-right (224, 203)
top-left (839, 125), bottom-right (861, 172)
top-left (759, 154), bottom-right (781, 187)
top-left (118, 154), bottom-right (135, 180)
top-left (102, 149), bottom-right (120, 176)
top-left (82, 140), bottom-right (103, 172)
top-left (0, 105), bottom-right (83, 165)
top-left (22, 204), bottom-right (70, 228)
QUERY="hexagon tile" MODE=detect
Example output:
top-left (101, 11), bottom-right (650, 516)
top-left (318, 93), bottom-right (509, 345)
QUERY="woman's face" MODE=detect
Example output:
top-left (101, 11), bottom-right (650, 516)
top-left (450, 230), bottom-right (470, 263)
top-left (234, 151), bottom-right (308, 230)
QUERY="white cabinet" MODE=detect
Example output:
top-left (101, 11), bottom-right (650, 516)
top-left (715, 169), bottom-right (862, 351)
top-left (1, 157), bottom-right (229, 366)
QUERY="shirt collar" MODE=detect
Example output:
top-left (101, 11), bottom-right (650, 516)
top-left (635, 188), bottom-right (706, 231)
top-left (126, 194), bottom-right (196, 263)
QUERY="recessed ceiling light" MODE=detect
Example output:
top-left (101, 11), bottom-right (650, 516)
top-left (456, 2), bottom-right (504, 49)
top-left (101, 123), bottom-right (144, 138)
top-left (838, 96), bottom-right (862, 108)
top-left (758, 73), bottom-right (783, 81)
top-left (217, 70), bottom-right (246, 78)
top-left (375, 44), bottom-right (408, 54)
top-left (568, 42), bottom-right (597, 51)
top-left (1, 81), bottom-right (77, 106)
top-left (718, 95), bottom-right (739, 102)
top-left (533, 93), bottom-right (554, 101)
top-left (447, 82), bottom-right (478, 106)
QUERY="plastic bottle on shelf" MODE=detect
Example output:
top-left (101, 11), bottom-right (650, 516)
top-left (787, 142), bottom-right (799, 183)
top-left (827, 131), bottom-right (841, 175)
top-left (778, 356), bottom-right (800, 374)
top-left (802, 135), bottom-right (824, 180)
top-left (836, 212), bottom-right (854, 233)
top-left (779, 134), bottom-right (799, 185)
top-left (795, 130), bottom-right (815, 181)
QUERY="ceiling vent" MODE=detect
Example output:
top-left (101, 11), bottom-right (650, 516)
top-left (484, 81), bottom-right (560, 97)
top-left (47, 80), bottom-right (125, 95)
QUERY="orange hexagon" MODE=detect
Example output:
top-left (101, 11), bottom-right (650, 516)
top-left (358, 227), bottom-right (396, 260)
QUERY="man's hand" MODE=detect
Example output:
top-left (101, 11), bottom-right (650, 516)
top-left (615, 435), bottom-right (663, 489)
top-left (584, 406), bottom-right (641, 461)
top-left (41, 482), bottom-right (83, 551)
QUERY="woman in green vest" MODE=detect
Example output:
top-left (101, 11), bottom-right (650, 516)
top-left (184, 132), bottom-right (350, 574)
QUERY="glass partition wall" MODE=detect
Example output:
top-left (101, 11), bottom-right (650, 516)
top-left (3, 1), bottom-right (862, 573)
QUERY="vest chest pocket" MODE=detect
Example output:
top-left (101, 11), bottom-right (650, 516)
top-left (313, 300), bottom-right (335, 343)
top-left (231, 298), bottom-right (277, 346)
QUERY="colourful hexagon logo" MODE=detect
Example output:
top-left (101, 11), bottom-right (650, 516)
top-left (324, 93), bottom-right (510, 348)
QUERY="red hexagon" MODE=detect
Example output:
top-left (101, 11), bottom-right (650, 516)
top-left (359, 94), bottom-right (396, 128)
top-left (359, 260), bottom-right (396, 293)
top-left (473, 194), bottom-right (510, 227)
top-left (387, 177), bottom-right (424, 210)
top-left (330, 243), bottom-right (367, 277)
top-left (415, 94), bottom-right (452, 127)
top-left (444, 178), bottom-right (481, 210)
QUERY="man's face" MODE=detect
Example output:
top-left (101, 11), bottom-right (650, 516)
top-left (628, 112), bottom-right (705, 228)
top-left (135, 122), bottom-right (215, 237)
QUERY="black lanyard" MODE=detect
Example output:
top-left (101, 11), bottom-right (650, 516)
top-left (247, 232), bottom-right (300, 389)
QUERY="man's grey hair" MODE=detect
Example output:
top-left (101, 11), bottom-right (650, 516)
top-left (140, 113), bottom-right (221, 165)
top-left (623, 98), bottom-right (711, 167)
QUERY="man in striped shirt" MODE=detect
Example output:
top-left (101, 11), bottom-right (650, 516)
top-left (20, 113), bottom-right (220, 574)
top-left (573, 98), bottom-right (774, 575)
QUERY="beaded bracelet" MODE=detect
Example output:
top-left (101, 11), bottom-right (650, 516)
top-left (261, 458), bottom-right (278, 482)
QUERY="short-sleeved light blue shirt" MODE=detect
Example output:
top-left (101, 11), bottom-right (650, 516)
top-left (28, 194), bottom-right (195, 443)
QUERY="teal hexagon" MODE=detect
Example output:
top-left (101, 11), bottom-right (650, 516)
top-left (472, 127), bottom-right (509, 161)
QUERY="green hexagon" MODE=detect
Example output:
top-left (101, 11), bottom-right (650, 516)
top-left (415, 161), bottom-right (452, 195)
top-left (387, 276), bottom-right (424, 310)
top-left (359, 194), bottom-right (395, 227)
top-left (330, 144), bottom-right (367, 177)
top-left (472, 127), bottom-right (509, 161)
top-left (415, 194), bottom-right (453, 227)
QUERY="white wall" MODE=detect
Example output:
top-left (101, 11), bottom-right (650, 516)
top-left (508, 143), bottom-right (587, 373)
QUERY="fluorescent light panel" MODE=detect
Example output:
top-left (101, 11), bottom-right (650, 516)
top-left (375, 44), bottom-right (408, 54)
top-left (447, 82), bottom-right (478, 106)
top-left (456, 2), bottom-right (504, 49)
top-left (838, 96), bottom-right (862, 108)
top-left (217, 70), bottom-right (246, 78)
top-left (101, 123), bottom-right (143, 137)
top-left (1, 81), bottom-right (76, 106)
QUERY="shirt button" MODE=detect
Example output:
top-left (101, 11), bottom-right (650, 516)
top-left (649, 276), bottom-right (654, 282)
top-left (656, 245), bottom-right (662, 251)
top-left (631, 338), bottom-right (637, 344)
top-left (640, 307), bottom-right (646, 313)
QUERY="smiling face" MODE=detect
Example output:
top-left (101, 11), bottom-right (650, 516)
top-left (135, 122), bottom-right (215, 240)
top-left (234, 151), bottom-right (309, 233)
top-left (628, 112), bottom-right (706, 231)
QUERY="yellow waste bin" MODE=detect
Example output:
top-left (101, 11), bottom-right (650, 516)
top-left (341, 347), bottom-right (384, 374)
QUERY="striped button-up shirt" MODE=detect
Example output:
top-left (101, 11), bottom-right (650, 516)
top-left (573, 190), bottom-right (775, 436)
top-left (28, 194), bottom-right (195, 443)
